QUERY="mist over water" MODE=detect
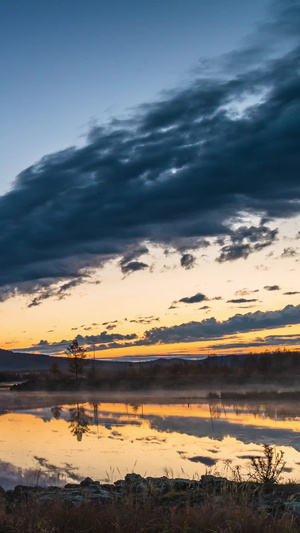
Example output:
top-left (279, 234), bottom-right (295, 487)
top-left (1, 391), bottom-right (300, 490)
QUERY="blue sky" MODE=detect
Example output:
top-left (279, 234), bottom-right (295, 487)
top-left (1, 0), bottom-right (269, 192)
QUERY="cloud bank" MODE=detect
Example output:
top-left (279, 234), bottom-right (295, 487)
top-left (21, 303), bottom-right (300, 355)
top-left (1, 1), bottom-right (299, 300)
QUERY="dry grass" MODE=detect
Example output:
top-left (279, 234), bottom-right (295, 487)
top-left (0, 492), bottom-right (299, 533)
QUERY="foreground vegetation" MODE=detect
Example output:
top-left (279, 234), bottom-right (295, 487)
top-left (1, 446), bottom-right (300, 532)
top-left (1, 492), bottom-right (299, 533)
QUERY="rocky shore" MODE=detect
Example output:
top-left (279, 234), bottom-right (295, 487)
top-left (3, 473), bottom-right (300, 516)
top-left (2, 474), bottom-right (300, 532)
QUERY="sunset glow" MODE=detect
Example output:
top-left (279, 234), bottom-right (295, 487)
top-left (0, 0), bottom-right (299, 361)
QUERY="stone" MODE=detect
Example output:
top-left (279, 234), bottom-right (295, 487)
top-left (172, 479), bottom-right (192, 491)
top-left (80, 477), bottom-right (95, 487)
top-left (124, 473), bottom-right (144, 484)
top-left (285, 502), bottom-right (300, 514)
top-left (201, 475), bottom-right (228, 489)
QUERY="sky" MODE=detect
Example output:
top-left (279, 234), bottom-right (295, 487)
top-left (1, 0), bottom-right (300, 360)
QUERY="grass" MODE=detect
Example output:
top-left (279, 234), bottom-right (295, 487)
top-left (1, 446), bottom-right (300, 532)
top-left (1, 492), bottom-right (299, 533)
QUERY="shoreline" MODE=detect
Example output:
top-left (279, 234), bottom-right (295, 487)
top-left (2, 473), bottom-right (300, 532)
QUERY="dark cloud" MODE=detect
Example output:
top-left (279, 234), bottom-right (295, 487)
top-left (102, 320), bottom-right (119, 331)
top-left (121, 261), bottom-right (149, 275)
top-left (216, 225), bottom-right (278, 263)
top-left (119, 246), bottom-right (149, 275)
top-left (21, 330), bottom-right (138, 354)
top-left (0, 458), bottom-right (80, 490)
top-left (103, 320), bottom-right (118, 325)
top-left (208, 333), bottom-right (300, 350)
top-left (21, 303), bottom-right (300, 354)
top-left (235, 288), bottom-right (259, 296)
top-left (147, 414), bottom-right (300, 453)
top-left (170, 237), bottom-right (210, 253)
top-left (219, 0), bottom-right (300, 75)
top-left (77, 332), bottom-right (137, 345)
top-left (179, 293), bottom-right (208, 304)
top-left (187, 456), bottom-right (217, 466)
top-left (264, 285), bottom-right (281, 291)
top-left (37, 340), bottom-right (49, 346)
top-left (227, 298), bottom-right (258, 304)
top-left (180, 253), bottom-right (196, 269)
top-left (140, 304), bottom-right (300, 346)
top-left (284, 291), bottom-right (300, 295)
top-left (130, 316), bottom-right (160, 325)
top-left (199, 305), bottom-right (210, 310)
top-left (281, 247), bottom-right (298, 258)
top-left (0, 276), bottom-right (99, 308)
top-left (0, 4), bottom-right (299, 299)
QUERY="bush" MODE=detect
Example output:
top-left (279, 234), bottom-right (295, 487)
top-left (249, 444), bottom-right (286, 485)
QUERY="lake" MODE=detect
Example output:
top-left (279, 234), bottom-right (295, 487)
top-left (1, 391), bottom-right (300, 489)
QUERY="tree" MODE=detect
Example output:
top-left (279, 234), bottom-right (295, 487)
top-left (68, 403), bottom-right (91, 441)
top-left (66, 338), bottom-right (89, 380)
top-left (49, 360), bottom-right (61, 379)
top-left (51, 405), bottom-right (62, 419)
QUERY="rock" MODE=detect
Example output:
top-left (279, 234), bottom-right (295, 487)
top-left (146, 476), bottom-right (171, 495)
top-left (4, 473), bottom-right (300, 514)
top-left (172, 479), bottom-right (192, 491)
top-left (285, 502), bottom-right (300, 514)
top-left (114, 479), bottom-right (125, 487)
top-left (201, 475), bottom-right (228, 491)
top-left (124, 473), bottom-right (144, 484)
top-left (88, 490), bottom-right (112, 502)
top-left (80, 477), bottom-right (95, 487)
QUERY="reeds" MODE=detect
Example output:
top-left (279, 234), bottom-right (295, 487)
top-left (0, 488), bottom-right (299, 532)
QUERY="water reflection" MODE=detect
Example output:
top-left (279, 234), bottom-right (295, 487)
top-left (51, 406), bottom-right (62, 419)
top-left (90, 402), bottom-right (100, 429)
top-left (1, 395), bottom-right (300, 489)
top-left (68, 403), bottom-right (91, 441)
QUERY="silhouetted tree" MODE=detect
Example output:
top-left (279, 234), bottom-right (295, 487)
top-left (68, 403), bottom-right (91, 441)
top-left (51, 405), bottom-right (63, 419)
top-left (49, 360), bottom-right (61, 378)
top-left (89, 402), bottom-right (100, 426)
top-left (66, 338), bottom-right (89, 380)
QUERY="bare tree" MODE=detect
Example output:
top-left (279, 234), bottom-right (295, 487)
top-left (66, 338), bottom-right (89, 380)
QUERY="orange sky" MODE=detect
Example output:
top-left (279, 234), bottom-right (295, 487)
top-left (3, 217), bottom-right (300, 360)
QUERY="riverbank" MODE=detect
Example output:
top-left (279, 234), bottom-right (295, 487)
top-left (2, 474), bottom-right (300, 532)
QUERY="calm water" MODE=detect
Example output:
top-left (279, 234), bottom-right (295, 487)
top-left (1, 391), bottom-right (300, 489)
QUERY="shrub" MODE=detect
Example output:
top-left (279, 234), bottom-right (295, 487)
top-left (249, 444), bottom-right (286, 484)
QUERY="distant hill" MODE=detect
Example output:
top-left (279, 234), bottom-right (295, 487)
top-left (0, 349), bottom-right (69, 372)
top-left (0, 348), bottom-right (203, 372)
top-left (0, 348), bottom-right (270, 373)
